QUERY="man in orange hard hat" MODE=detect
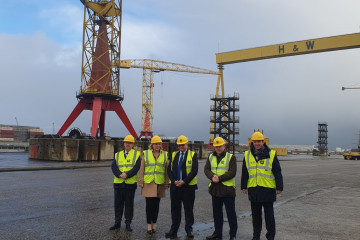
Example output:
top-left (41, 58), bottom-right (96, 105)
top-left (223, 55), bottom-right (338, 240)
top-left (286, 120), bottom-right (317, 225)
top-left (241, 130), bottom-right (283, 240)
top-left (204, 137), bottom-right (238, 240)
top-left (165, 135), bottom-right (198, 239)
top-left (110, 135), bottom-right (141, 232)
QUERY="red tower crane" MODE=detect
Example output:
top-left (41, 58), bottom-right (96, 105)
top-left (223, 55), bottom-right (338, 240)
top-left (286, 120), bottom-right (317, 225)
top-left (57, 0), bottom-right (138, 138)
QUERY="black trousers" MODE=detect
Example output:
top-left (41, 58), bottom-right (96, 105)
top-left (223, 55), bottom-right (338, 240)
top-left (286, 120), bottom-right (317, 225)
top-left (146, 197), bottom-right (161, 224)
top-left (251, 201), bottom-right (275, 240)
top-left (170, 187), bottom-right (195, 234)
top-left (212, 196), bottom-right (238, 238)
top-left (114, 188), bottom-right (136, 225)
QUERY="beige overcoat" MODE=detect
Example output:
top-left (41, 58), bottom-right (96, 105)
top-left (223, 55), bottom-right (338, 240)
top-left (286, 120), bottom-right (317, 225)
top-left (138, 150), bottom-right (169, 198)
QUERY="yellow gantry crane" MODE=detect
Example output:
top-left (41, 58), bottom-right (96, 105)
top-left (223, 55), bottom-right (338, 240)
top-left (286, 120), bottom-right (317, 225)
top-left (216, 32), bottom-right (360, 65)
top-left (119, 59), bottom-right (222, 138)
top-left (215, 32), bottom-right (360, 149)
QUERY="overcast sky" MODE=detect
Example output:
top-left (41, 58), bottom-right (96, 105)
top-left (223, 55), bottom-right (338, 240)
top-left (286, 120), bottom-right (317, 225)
top-left (1, 0), bottom-right (360, 149)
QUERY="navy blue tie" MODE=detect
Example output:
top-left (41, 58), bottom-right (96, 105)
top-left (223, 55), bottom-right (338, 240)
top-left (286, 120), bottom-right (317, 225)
top-left (177, 152), bottom-right (184, 180)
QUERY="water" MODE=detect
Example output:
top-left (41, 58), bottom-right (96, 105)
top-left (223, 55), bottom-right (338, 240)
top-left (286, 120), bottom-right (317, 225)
top-left (0, 153), bottom-right (110, 169)
top-left (0, 152), bottom-right (338, 169)
top-left (0, 152), bottom-right (36, 168)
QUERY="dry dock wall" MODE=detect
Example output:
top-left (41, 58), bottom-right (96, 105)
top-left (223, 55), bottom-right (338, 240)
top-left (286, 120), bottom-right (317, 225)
top-left (29, 137), bottom-right (208, 161)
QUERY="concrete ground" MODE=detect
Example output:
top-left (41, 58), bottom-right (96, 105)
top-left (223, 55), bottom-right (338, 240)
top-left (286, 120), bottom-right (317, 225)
top-left (0, 155), bottom-right (359, 240)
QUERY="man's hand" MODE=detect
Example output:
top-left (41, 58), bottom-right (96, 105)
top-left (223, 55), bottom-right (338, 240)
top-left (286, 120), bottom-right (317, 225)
top-left (120, 173), bottom-right (127, 179)
top-left (212, 175), bottom-right (219, 183)
top-left (276, 190), bottom-right (282, 194)
top-left (174, 180), bottom-right (185, 187)
top-left (139, 183), bottom-right (144, 188)
top-left (242, 189), bottom-right (248, 194)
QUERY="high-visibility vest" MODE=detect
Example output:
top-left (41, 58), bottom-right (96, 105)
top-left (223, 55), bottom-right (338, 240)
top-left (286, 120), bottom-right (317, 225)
top-left (244, 150), bottom-right (276, 189)
top-left (171, 150), bottom-right (197, 185)
top-left (143, 150), bottom-right (168, 184)
top-left (114, 149), bottom-right (140, 184)
top-left (208, 152), bottom-right (235, 189)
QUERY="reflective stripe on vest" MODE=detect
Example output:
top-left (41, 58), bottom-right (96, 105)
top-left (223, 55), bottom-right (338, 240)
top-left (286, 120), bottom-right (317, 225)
top-left (143, 150), bottom-right (168, 184)
top-left (171, 150), bottom-right (197, 185)
top-left (244, 150), bottom-right (276, 189)
top-left (114, 149), bottom-right (140, 184)
top-left (208, 152), bottom-right (235, 188)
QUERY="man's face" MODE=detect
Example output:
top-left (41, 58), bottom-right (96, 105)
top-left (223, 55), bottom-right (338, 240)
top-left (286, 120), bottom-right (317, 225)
top-left (253, 140), bottom-right (264, 150)
top-left (215, 145), bottom-right (225, 155)
top-left (124, 141), bottom-right (134, 152)
top-left (178, 143), bottom-right (188, 152)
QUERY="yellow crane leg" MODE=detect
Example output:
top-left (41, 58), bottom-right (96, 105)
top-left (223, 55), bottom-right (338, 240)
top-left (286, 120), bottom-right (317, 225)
top-left (209, 66), bottom-right (226, 143)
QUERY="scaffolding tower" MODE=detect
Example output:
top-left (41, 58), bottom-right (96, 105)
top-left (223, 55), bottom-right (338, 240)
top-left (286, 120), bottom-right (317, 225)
top-left (210, 93), bottom-right (239, 154)
top-left (317, 122), bottom-right (328, 155)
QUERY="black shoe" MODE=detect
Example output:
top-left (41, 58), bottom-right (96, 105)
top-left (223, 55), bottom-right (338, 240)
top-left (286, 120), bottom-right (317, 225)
top-left (147, 230), bottom-right (152, 234)
top-left (251, 237), bottom-right (260, 240)
top-left (229, 237), bottom-right (236, 240)
top-left (152, 229), bottom-right (156, 233)
top-left (186, 232), bottom-right (194, 238)
top-left (206, 233), bottom-right (222, 240)
top-left (125, 224), bottom-right (133, 232)
top-left (109, 223), bottom-right (120, 230)
top-left (165, 231), bottom-right (178, 239)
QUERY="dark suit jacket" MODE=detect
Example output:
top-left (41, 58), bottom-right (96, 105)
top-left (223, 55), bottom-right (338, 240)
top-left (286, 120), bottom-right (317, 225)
top-left (167, 149), bottom-right (198, 191)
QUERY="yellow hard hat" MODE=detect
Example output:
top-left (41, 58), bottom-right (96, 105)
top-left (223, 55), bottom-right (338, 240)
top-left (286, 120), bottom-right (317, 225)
top-left (213, 137), bottom-right (226, 147)
top-left (124, 135), bottom-right (135, 143)
top-left (251, 130), bottom-right (265, 141)
top-left (151, 135), bottom-right (162, 144)
top-left (176, 135), bottom-right (188, 145)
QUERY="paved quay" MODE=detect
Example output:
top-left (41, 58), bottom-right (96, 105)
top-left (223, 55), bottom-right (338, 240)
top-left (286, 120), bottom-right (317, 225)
top-left (0, 155), bottom-right (359, 240)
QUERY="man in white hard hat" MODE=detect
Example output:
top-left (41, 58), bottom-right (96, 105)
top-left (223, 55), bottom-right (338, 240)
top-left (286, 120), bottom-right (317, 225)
top-left (204, 137), bottom-right (238, 240)
top-left (109, 135), bottom-right (140, 232)
top-left (241, 130), bottom-right (283, 240)
top-left (165, 135), bottom-right (198, 239)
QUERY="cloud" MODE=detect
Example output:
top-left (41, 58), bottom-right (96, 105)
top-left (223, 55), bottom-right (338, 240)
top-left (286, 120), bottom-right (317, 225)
top-left (0, 33), bottom-right (81, 129)
top-left (121, 17), bottom-right (184, 60)
top-left (2, 0), bottom-right (360, 149)
top-left (38, 3), bottom-right (83, 46)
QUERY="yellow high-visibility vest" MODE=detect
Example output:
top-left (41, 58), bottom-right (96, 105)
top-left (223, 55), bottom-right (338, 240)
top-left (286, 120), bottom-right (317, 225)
top-left (171, 150), bottom-right (197, 185)
top-left (114, 149), bottom-right (140, 184)
top-left (208, 152), bottom-right (235, 188)
top-left (244, 150), bottom-right (276, 189)
top-left (143, 150), bottom-right (168, 184)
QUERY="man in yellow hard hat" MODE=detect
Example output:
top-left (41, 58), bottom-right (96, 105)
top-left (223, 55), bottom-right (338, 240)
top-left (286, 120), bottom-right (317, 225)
top-left (241, 130), bottom-right (283, 240)
top-left (204, 137), bottom-right (237, 240)
top-left (165, 135), bottom-right (198, 239)
top-left (110, 135), bottom-right (141, 232)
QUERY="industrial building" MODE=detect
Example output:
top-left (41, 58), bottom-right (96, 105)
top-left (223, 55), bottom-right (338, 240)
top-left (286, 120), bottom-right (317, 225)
top-left (0, 124), bottom-right (43, 152)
